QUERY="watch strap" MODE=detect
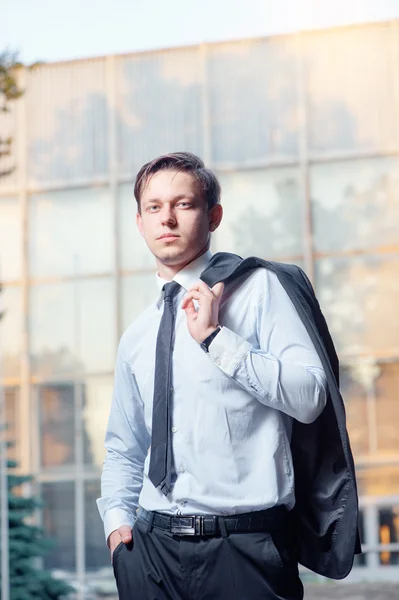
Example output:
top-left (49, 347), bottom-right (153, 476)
top-left (200, 326), bottom-right (221, 353)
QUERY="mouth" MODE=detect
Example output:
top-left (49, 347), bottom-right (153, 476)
top-left (157, 234), bottom-right (180, 241)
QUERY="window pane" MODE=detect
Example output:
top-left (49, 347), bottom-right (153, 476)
top-left (353, 510), bottom-right (366, 566)
top-left (340, 366), bottom-right (369, 457)
top-left (356, 465), bottom-right (399, 497)
top-left (379, 506), bottom-right (399, 566)
top-left (30, 277), bottom-right (116, 376)
top-left (29, 188), bottom-right (113, 278)
top-left (0, 286), bottom-right (22, 379)
top-left (85, 480), bottom-right (110, 571)
top-left (306, 24), bottom-right (397, 155)
top-left (315, 255), bottom-right (399, 357)
top-left (0, 197), bottom-right (22, 281)
top-left (311, 157), bottom-right (399, 253)
top-left (375, 364), bottom-right (399, 456)
top-left (214, 168), bottom-right (303, 260)
top-left (118, 184), bottom-right (156, 271)
top-left (4, 388), bottom-right (19, 464)
top-left (121, 273), bottom-right (158, 332)
top-left (208, 38), bottom-right (299, 165)
top-left (83, 377), bottom-right (113, 469)
top-left (27, 60), bottom-right (108, 184)
top-left (39, 384), bottom-right (75, 468)
top-left (115, 49), bottom-right (203, 175)
top-left (42, 481), bottom-right (76, 571)
top-left (0, 103), bottom-right (18, 191)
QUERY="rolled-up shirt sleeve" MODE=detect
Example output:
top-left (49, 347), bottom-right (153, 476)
top-left (208, 269), bottom-right (327, 424)
top-left (96, 337), bottom-right (150, 544)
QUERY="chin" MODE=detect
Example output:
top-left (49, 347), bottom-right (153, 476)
top-left (156, 247), bottom-right (195, 266)
top-left (156, 250), bottom-right (185, 265)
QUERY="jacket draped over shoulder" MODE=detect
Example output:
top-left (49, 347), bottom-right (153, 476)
top-left (201, 252), bottom-right (361, 580)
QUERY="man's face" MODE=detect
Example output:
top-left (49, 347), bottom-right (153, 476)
top-left (136, 169), bottom-right (222, 271)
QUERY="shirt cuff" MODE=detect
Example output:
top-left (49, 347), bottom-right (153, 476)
top-left (104, 508), bottom-right (136, 546)
top-left (208, 326), bottom-right (251, 376)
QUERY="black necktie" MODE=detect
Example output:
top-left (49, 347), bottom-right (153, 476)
top-left (148, 281), bottom-right (181, 495)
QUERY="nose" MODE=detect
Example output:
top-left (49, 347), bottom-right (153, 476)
top-left (160, 206), bottom-right (176, 227)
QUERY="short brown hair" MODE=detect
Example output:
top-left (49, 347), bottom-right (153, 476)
top-left (134, 152), bottom-right (221, 212)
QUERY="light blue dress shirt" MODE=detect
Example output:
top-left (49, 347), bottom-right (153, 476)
top-left (97, 251), bottom-right (327, 542)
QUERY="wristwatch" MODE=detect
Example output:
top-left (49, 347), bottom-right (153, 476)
top-left (200, 326), bottom-right (221, 353)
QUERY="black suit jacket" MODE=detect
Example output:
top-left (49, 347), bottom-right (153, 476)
top-left (200, 252), bottom-right (361, 580)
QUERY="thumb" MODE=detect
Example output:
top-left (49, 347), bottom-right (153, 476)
top-left (211, 282), bottom-right (225, 299)
top-left (118, 525), bottom-right (132, 543)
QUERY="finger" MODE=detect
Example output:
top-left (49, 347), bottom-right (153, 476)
top-left (118, 525), bottom-right (132, 543)
top-left (181, 294), bottom-right (193, 310)
top-left (107, 529), bottom-right (120, 549)
top-left (182, 290), bottom-right (210, 307)
top-left (183, 303), bottom-right (197, 318)
top-left (211, 282), bottom-right (224, 298)
top-left (188, 281), bottom-right (214, 298)
top-left (197, 280), bottom-right (216, 297)
top-left (181, 295), bottom-right (196, 312)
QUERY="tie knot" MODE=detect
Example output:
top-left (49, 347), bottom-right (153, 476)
top-left (163, 281), bottom-right (181, 304)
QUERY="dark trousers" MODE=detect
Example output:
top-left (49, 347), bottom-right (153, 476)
top-left (113, 511), bottom-right (304, 600)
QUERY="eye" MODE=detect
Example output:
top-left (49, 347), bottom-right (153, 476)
top-left (147, 205), bottom-right (159, 212)
top-left (177, 202), bottom-right (192, 208)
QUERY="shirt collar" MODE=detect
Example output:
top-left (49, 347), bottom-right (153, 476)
top-left (156, 250), bottom-right (212, 306)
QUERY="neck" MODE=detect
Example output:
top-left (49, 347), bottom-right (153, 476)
top-left (156, 245), bottom-right (209, 281)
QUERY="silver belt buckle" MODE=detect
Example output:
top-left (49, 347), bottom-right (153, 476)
top-left (170, 516), bottom-right (196, 535)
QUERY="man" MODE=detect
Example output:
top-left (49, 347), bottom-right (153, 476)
top-left (97, 152), bottom-right (358, 600)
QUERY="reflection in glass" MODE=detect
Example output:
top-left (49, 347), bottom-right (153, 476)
top-left (315, 255), bottom-right (399, 357)
top-left (4, 388), bottom-right (19, 463)
top-left (83, 377), bottom-right (113, 469)
top-left (40, 385), bottom-right (75, 468)
top-left (29, 188), bottom-right (113, 278)
top-left (118, 184), bottom-right (156, 271)
top-left (0, 286), bottom-right (22, 379)
top-left (356, 465), bottom-right (399, 498)
top-left (375, 364), bottom-right (399, 456)
top-left (0, 106), bottom-right (17, 191)
top-left (340, 366), bottom-right (369, 457)
top-left (208, 38), bottom-right (299, 164)
top-left (42, 481), bottom-right (76, 571)
top-left (311, 157), bottom-right (399, 253)
top-left (214, 168), bottom-right (303, 260)
top-left (306, 24), bottom-right (396, 154)
top-left (116, 49), bottom-right (203, 175)
top-left (353, 510), bottom-right (366, 566)
top-left (27, 59), bottom-right (108, 184)
top-left (30, 277), bottom-right (116, 376)
top-left (85, 480), bottom-right (110, 570)
top-left (121, 273), bottom-right (158, 333)
top-left (0, 196), bottom-right (22, 282)
top-left (379, 506), bottom-right (399, 565)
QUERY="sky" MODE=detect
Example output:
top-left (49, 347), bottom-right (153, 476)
top-left (3, 0), bottom-right (399, 64)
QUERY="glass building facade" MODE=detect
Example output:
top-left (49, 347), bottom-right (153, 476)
top-left (0, 19), bottom-right (399, 593)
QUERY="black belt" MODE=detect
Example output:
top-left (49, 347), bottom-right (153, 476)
top-left (144, 505), bottom-right (288, 537)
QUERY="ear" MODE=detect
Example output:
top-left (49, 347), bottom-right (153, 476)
top-left (136, 212), bottom-right (145, 237)
top-left (208, 204), bottom-right (223, 232)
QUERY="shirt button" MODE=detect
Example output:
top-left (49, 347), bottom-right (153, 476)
top-left (171, 426), bottom-right (178, 433)
top-left (179, 465), bottom-right (185, 473)
top-left (215, 359), bottom-right (221, 366)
